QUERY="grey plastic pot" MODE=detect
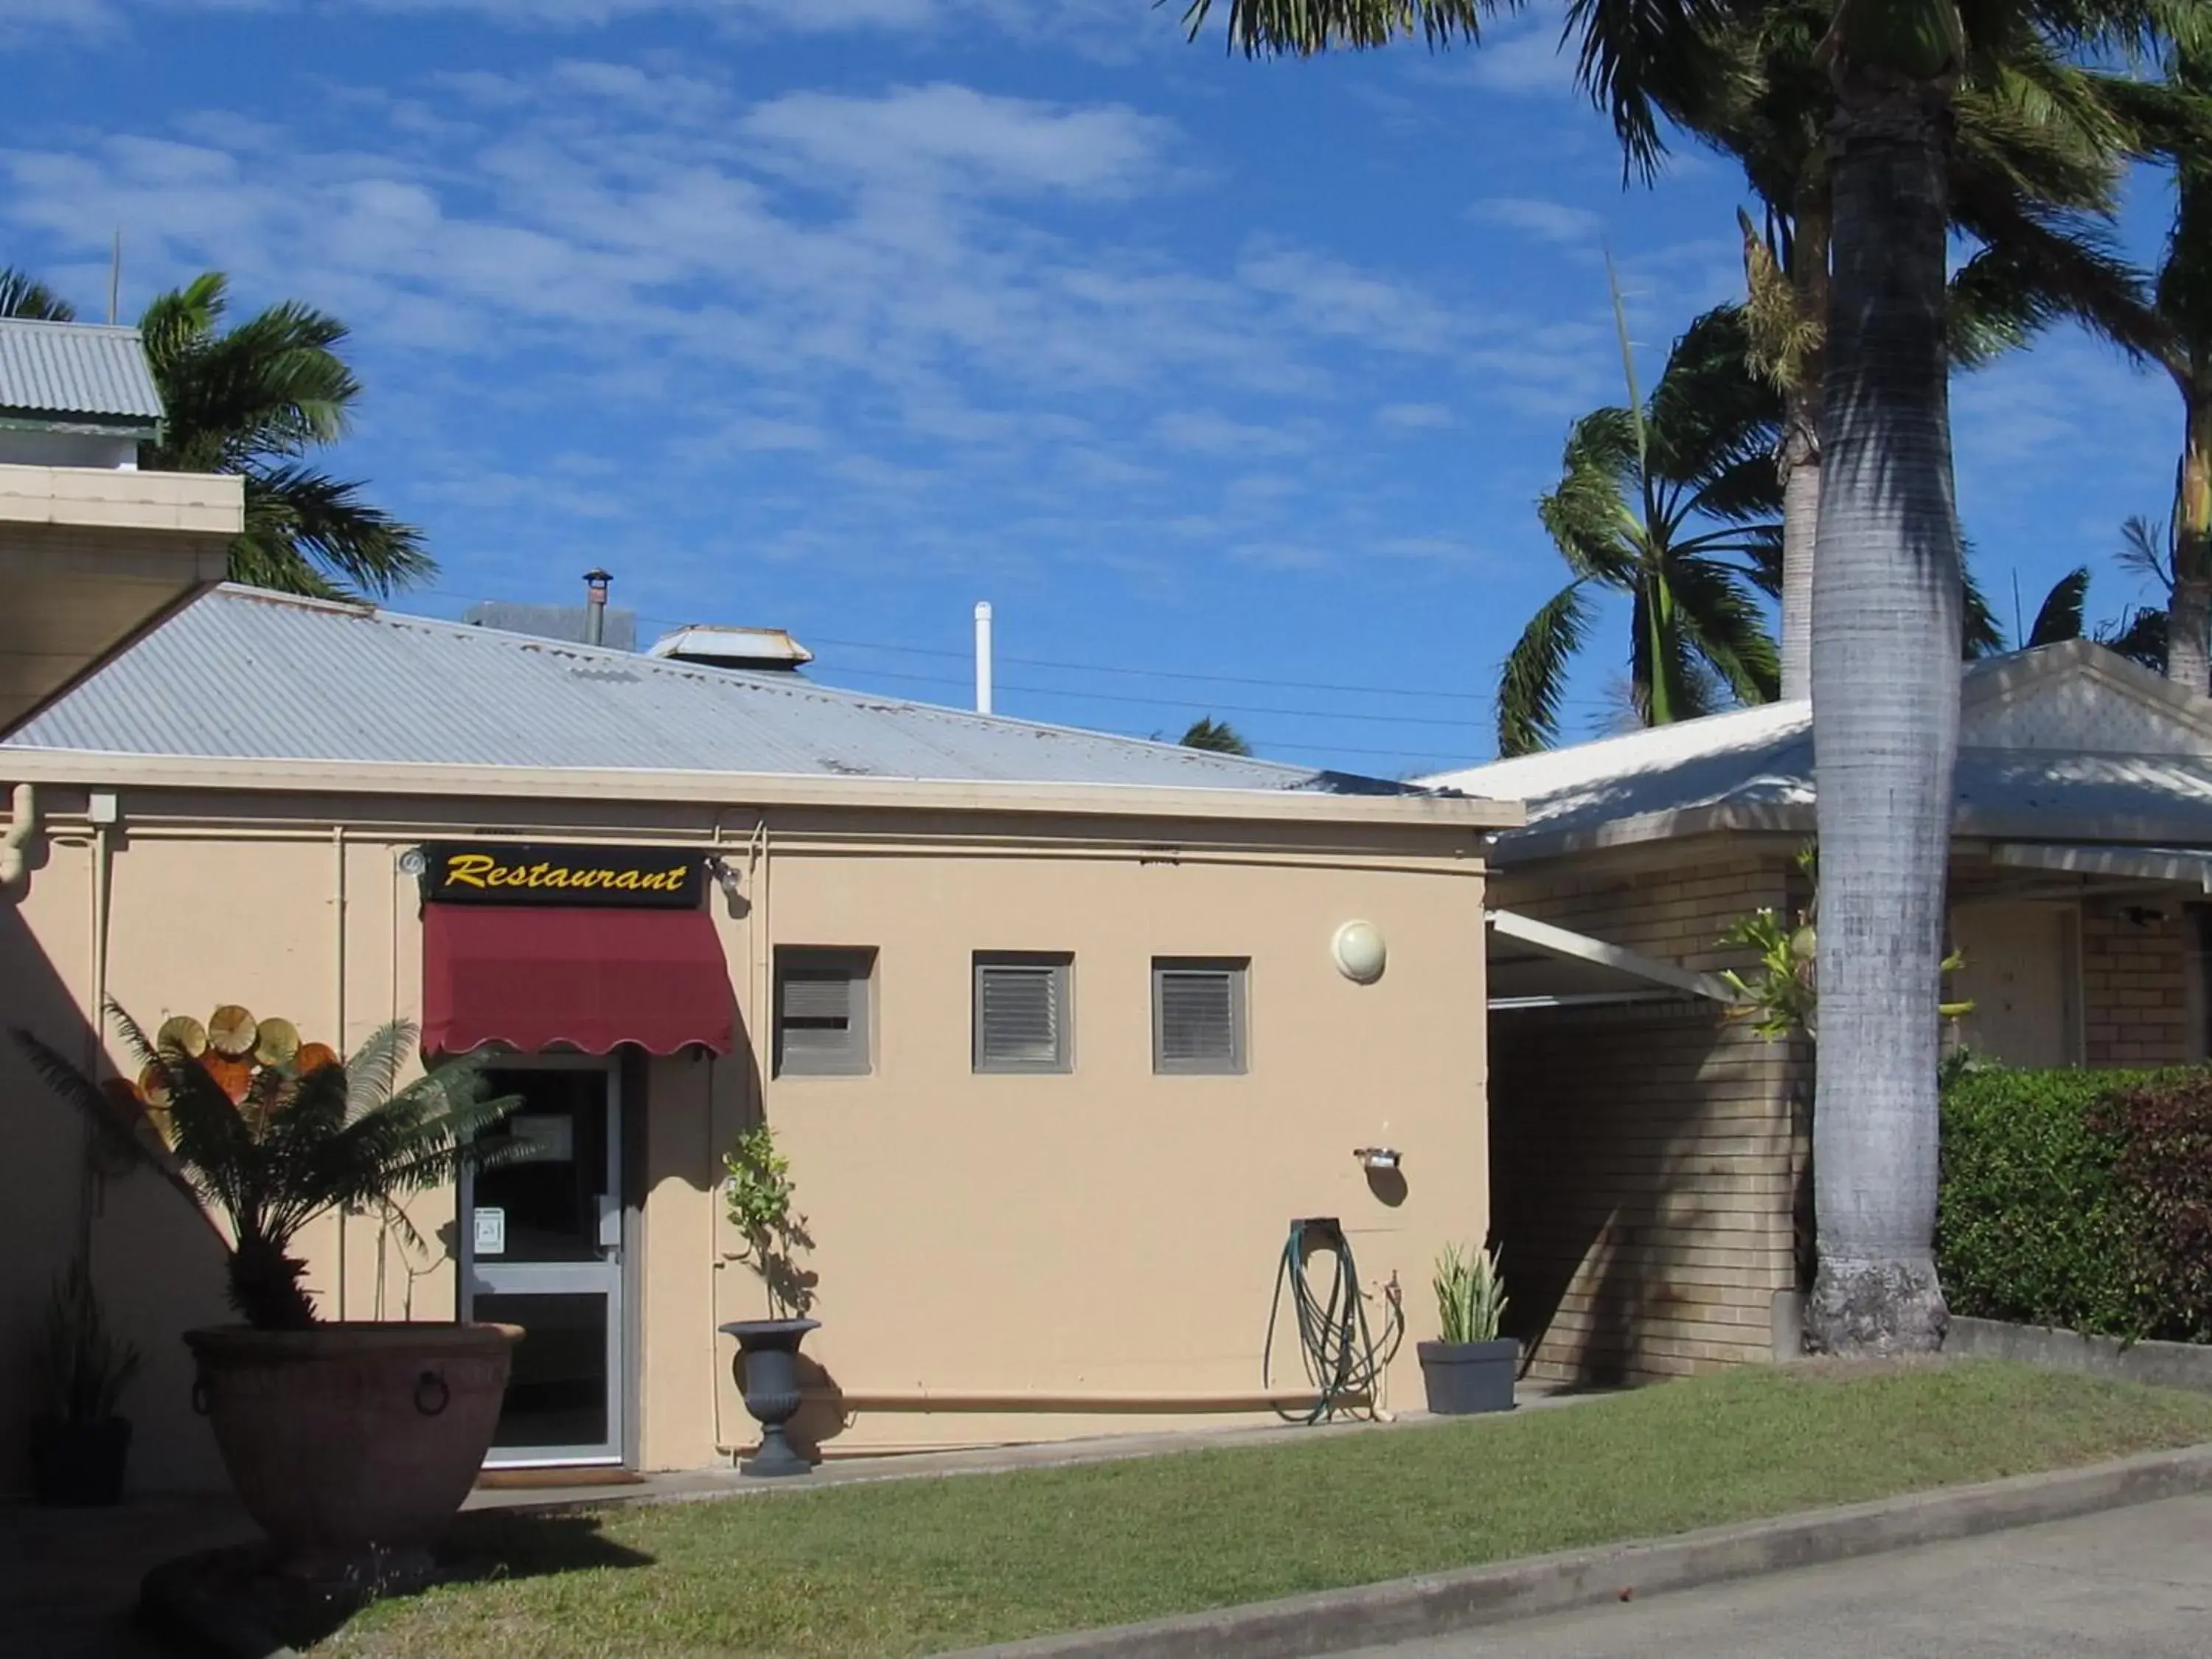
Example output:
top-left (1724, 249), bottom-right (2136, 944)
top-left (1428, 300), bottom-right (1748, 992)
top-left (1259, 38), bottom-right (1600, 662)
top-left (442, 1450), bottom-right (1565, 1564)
top-left (1416, 1338), bottom-right (1517, 1414)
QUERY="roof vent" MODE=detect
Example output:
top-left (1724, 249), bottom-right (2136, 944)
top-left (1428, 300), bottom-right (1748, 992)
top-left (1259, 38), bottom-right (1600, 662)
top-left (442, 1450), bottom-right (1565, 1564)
top-left (647, 625), bottom-right (814, 674)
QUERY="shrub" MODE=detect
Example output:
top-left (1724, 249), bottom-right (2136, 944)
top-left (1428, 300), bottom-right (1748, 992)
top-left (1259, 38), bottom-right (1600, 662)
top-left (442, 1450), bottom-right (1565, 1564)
top-left (1938, 1066), bottom-right (2142, 1337)
top-left (2097, 1074), bottom-right (2212, 1343)
top-left (1938, 1063), bottom-right (2212, 1343)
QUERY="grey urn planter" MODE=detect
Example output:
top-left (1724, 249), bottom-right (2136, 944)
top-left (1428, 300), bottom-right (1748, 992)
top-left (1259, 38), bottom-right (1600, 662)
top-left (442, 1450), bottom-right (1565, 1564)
top-left (720, 1318), bottom-right (820, 1477)
top-left (1417, 1338), bottom-right (1517, 1415)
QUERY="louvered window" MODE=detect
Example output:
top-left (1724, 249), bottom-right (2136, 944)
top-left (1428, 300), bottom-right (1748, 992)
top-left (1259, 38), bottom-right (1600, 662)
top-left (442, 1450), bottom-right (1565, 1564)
top-left (973, 953), bottom-right (1072, 1074)
top-left (774, 948), bottom-right (874, 1077)
top-left (1153, 959), bottom-right (1247, 1074)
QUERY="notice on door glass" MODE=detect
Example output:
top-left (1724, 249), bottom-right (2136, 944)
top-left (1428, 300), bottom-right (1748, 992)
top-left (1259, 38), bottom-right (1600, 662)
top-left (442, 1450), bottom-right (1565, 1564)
top-left (473, 1207), bottom-right (506, 1256)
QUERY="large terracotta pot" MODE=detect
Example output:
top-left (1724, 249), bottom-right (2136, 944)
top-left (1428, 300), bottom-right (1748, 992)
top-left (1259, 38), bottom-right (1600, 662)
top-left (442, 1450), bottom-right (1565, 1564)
top-left (185, 1322), bottom-right (518, 1578)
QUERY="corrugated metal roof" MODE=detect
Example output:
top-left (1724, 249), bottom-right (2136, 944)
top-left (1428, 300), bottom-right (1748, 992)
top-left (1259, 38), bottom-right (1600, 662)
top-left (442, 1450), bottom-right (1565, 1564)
top-left (3, 585), bottom-right (1407, 795)
top-left (1421, 644), bottom-right (2212, 858)
top-left (0, 319), bottom-right (164, 425)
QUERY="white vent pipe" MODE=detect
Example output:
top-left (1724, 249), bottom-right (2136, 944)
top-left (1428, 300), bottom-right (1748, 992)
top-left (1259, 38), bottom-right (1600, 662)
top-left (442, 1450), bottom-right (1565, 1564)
top-left (973, 601), bottom-right (993, 714)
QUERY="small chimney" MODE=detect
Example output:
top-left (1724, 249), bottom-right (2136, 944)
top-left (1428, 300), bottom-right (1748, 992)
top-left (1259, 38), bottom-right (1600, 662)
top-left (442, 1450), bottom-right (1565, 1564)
top-left (974, 600), bottom-right (993, 714)
top-left (582, 568), bottom-right (612, 647)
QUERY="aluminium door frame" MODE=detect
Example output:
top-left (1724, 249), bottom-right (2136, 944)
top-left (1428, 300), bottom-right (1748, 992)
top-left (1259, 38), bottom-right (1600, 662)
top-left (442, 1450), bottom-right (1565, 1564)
top-left (458, 1051), bottom-right (628, 1469)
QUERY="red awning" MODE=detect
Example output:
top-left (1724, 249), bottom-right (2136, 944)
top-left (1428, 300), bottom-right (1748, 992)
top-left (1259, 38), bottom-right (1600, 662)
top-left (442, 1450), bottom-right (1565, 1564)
top-left (422, 904), bottom-right (734, 1057)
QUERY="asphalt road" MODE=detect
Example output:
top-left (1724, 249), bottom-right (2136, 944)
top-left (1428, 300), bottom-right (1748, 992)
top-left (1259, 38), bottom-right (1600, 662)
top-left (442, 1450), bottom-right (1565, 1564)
top-left (1337, 1494), bottom-right (2212, 1659)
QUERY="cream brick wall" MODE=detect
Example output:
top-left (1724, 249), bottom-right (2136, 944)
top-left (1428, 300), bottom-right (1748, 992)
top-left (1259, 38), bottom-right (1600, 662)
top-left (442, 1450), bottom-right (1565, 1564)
top-left (1489, 853), bottom-right (1809, 1385)
top-left (2080, 903), bottom-right (2200, 1066)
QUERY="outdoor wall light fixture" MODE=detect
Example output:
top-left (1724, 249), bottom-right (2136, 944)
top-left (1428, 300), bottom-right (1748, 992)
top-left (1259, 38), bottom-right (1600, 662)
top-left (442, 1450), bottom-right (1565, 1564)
top-left (1332, 919), bottom-right (1387, 984)
top-left (1354, 1147), bottom-right (1402, 1172)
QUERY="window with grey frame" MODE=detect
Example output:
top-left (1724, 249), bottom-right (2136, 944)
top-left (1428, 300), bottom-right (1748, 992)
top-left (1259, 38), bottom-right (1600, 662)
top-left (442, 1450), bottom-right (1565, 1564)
top-left (1152, 958), bottom-right (1248, 1074)
top-left (773, 947), bottom-right (874, 1077)
top-left (973, 953), bottom-right (1072, 1074)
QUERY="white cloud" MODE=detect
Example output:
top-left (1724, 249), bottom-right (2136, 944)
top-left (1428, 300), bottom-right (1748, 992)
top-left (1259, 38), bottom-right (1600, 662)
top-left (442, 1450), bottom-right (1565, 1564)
top-left (742, 84), bottom-right (1175, 199)
top-left (0, 0), bottom-right (120, 44)
top-left (1376, 402), bottom-right (1454, 430)
top-left (1150, 408), bottom-right (1308, 457)
top-left (1467, 196), bottom-right (1601, 246)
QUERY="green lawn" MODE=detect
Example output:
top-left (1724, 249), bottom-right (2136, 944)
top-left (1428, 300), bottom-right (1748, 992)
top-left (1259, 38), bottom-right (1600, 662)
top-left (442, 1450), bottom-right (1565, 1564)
top-left (320, 1360), bottom-right (2212, 1658)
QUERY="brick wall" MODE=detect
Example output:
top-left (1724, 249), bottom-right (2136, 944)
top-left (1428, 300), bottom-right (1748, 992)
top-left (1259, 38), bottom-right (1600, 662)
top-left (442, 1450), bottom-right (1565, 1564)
top-left (1489, 853), bottom-right (1809, 1385)
top-left (2080, 902), bottom-right (2200, 1066)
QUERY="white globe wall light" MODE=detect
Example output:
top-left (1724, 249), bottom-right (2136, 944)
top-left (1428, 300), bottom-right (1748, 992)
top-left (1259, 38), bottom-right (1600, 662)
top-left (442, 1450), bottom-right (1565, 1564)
top-left (1332, 920), bottom-right (1387, 984)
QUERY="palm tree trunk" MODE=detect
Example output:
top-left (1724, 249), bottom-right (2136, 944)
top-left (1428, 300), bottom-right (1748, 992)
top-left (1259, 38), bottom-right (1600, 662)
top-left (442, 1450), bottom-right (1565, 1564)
top-left (1780, 197), bottom-right (1830, 703)
top-left (1804, 66), bottom-right (1958, 1354)
top-left (2171, 389), bottom-right (2212, 695)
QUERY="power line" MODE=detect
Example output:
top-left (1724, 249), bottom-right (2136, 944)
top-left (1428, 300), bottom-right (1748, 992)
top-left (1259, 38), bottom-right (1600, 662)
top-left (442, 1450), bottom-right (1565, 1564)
top-left (820, 662), bottom-right (1482, 728)
top-left (420, 587), bottom-right (1491, 706)
top-left (801, 632), bottom-right (1492, 703)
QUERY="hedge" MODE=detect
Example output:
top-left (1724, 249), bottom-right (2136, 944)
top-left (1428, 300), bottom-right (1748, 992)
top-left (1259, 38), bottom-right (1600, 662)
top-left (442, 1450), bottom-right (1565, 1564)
top-left (1938, 1064), bottom-right (2212, 1343)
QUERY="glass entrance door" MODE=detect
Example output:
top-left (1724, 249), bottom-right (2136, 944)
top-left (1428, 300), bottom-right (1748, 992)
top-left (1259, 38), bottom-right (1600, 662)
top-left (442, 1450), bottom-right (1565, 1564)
top-left (461, 1062), bottom-right (625, 1467)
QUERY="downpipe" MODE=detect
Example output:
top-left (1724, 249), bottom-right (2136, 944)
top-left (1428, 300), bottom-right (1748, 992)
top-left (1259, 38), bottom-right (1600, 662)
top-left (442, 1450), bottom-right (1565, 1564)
top-left (0, 783), bottom-right (37, 892)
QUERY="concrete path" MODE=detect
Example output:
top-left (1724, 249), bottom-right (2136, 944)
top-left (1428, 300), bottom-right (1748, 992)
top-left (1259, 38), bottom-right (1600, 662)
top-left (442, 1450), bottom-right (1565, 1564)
top-left (1339, 1493), bottom-right (2212, 1659)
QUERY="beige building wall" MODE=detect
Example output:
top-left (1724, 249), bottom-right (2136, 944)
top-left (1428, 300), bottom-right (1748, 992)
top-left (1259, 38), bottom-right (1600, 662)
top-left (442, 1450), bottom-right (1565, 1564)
top-left (1487, 850), bottom-right (1806, 1386)
top-left (1, 784), bottom-right (1492, 1492)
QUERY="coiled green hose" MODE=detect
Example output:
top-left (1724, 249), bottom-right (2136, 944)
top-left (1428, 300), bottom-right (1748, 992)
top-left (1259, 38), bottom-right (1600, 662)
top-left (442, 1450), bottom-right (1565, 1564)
top-left (1264, 1217), bottom-right (1404, 1425)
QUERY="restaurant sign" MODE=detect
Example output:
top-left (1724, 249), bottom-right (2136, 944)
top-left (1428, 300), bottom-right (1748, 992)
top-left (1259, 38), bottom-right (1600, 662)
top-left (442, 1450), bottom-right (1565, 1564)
top-left (419, 843), bottom-right (706, 909)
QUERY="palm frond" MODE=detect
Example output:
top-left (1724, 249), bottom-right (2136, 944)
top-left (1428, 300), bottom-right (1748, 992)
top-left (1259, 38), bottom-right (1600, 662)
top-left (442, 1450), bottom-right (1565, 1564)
top-left (241, 465), bottom-right (431, 599)
top-left (2026, 565), bottom-right (2091, 646)
top-left (1961, 557), bottom-right (2009, 659)
top-left (1666, 550), bottom-right (1781, 705)
top-left (2118, 514), bottom-right (2177, 594)
top-left (136, 273), bottom-right (432, 598)
top-left (1496, 580), bottom-right (1595, 757)
top-left (1538, 407), bottom-right (1643, 581)
top-left (1646, 303), bottom-right (1784, 490)
top-left (0, 266), bottom-right (77, 321)
top-left (10, 1025), bottom-right (205, 1216)
top-left (1178, 0), bottom-right (1492, 55)
top-left (1562, 0), bottom-right (1740, 180)
top-left (2095, 603), bottom-right (2169, 671)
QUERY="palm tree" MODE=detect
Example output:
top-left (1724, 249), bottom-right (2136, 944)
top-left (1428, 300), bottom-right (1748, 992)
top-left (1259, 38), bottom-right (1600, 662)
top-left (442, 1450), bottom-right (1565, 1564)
top-left (1179, 717), bottom-right (1255, 754)
top-left (1691, 7), bottom-right (2154, 699)
top-left (1498, 302), bottom-right (1782, 754)
top-left (1172, 0), bottom-right (2182, 1354)
top-left (2099, 43), bottom-right (2212, 692)
top-left (1, 266), bottom-right (431, 598)
top-left (15, 1004), bottom-right (516, 1329)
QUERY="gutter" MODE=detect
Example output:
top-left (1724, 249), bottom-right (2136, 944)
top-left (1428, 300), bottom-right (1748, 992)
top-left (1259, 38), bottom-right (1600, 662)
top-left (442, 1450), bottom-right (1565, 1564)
top-left (0, 751), bottom-right (1525, 833)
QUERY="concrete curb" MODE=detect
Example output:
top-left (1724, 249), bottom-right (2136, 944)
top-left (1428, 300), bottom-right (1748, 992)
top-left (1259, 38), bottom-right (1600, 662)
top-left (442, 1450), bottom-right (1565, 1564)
top-left (940, 1443), bottom-right (2212, 1659)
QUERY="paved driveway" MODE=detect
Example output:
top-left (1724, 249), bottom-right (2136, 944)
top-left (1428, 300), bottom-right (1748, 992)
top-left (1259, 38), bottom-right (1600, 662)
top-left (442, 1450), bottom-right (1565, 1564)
top-left (1339, 1494), bottom-right (2212, 1659)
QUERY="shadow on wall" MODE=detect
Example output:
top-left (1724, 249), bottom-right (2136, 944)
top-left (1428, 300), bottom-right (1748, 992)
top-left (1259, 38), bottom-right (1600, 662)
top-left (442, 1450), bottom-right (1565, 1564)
top-left (0, 886), bottom-right (232, 1495)
top-left (1489, 1004), bottom-right (1801, 1387)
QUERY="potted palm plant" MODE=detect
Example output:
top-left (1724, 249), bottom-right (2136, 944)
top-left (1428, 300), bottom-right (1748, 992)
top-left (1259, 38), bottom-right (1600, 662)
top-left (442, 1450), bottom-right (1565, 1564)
top-left (1418, 1242), bottom-right (1515, 1415)
top-left (30, 1256), bottom-right (140, 1506)
top-left (15, 1004), bottom-right (521, 1579)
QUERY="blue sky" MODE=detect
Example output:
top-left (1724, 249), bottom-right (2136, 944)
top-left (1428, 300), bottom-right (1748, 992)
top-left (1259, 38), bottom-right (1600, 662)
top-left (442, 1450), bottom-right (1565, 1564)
top-left (0, 0), bottom-right (2183, 777)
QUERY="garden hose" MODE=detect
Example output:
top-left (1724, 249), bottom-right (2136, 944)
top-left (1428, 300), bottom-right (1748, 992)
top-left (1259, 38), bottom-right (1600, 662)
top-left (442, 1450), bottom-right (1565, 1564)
top-left (1263, 1217), bottom-right (1404, 1425)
